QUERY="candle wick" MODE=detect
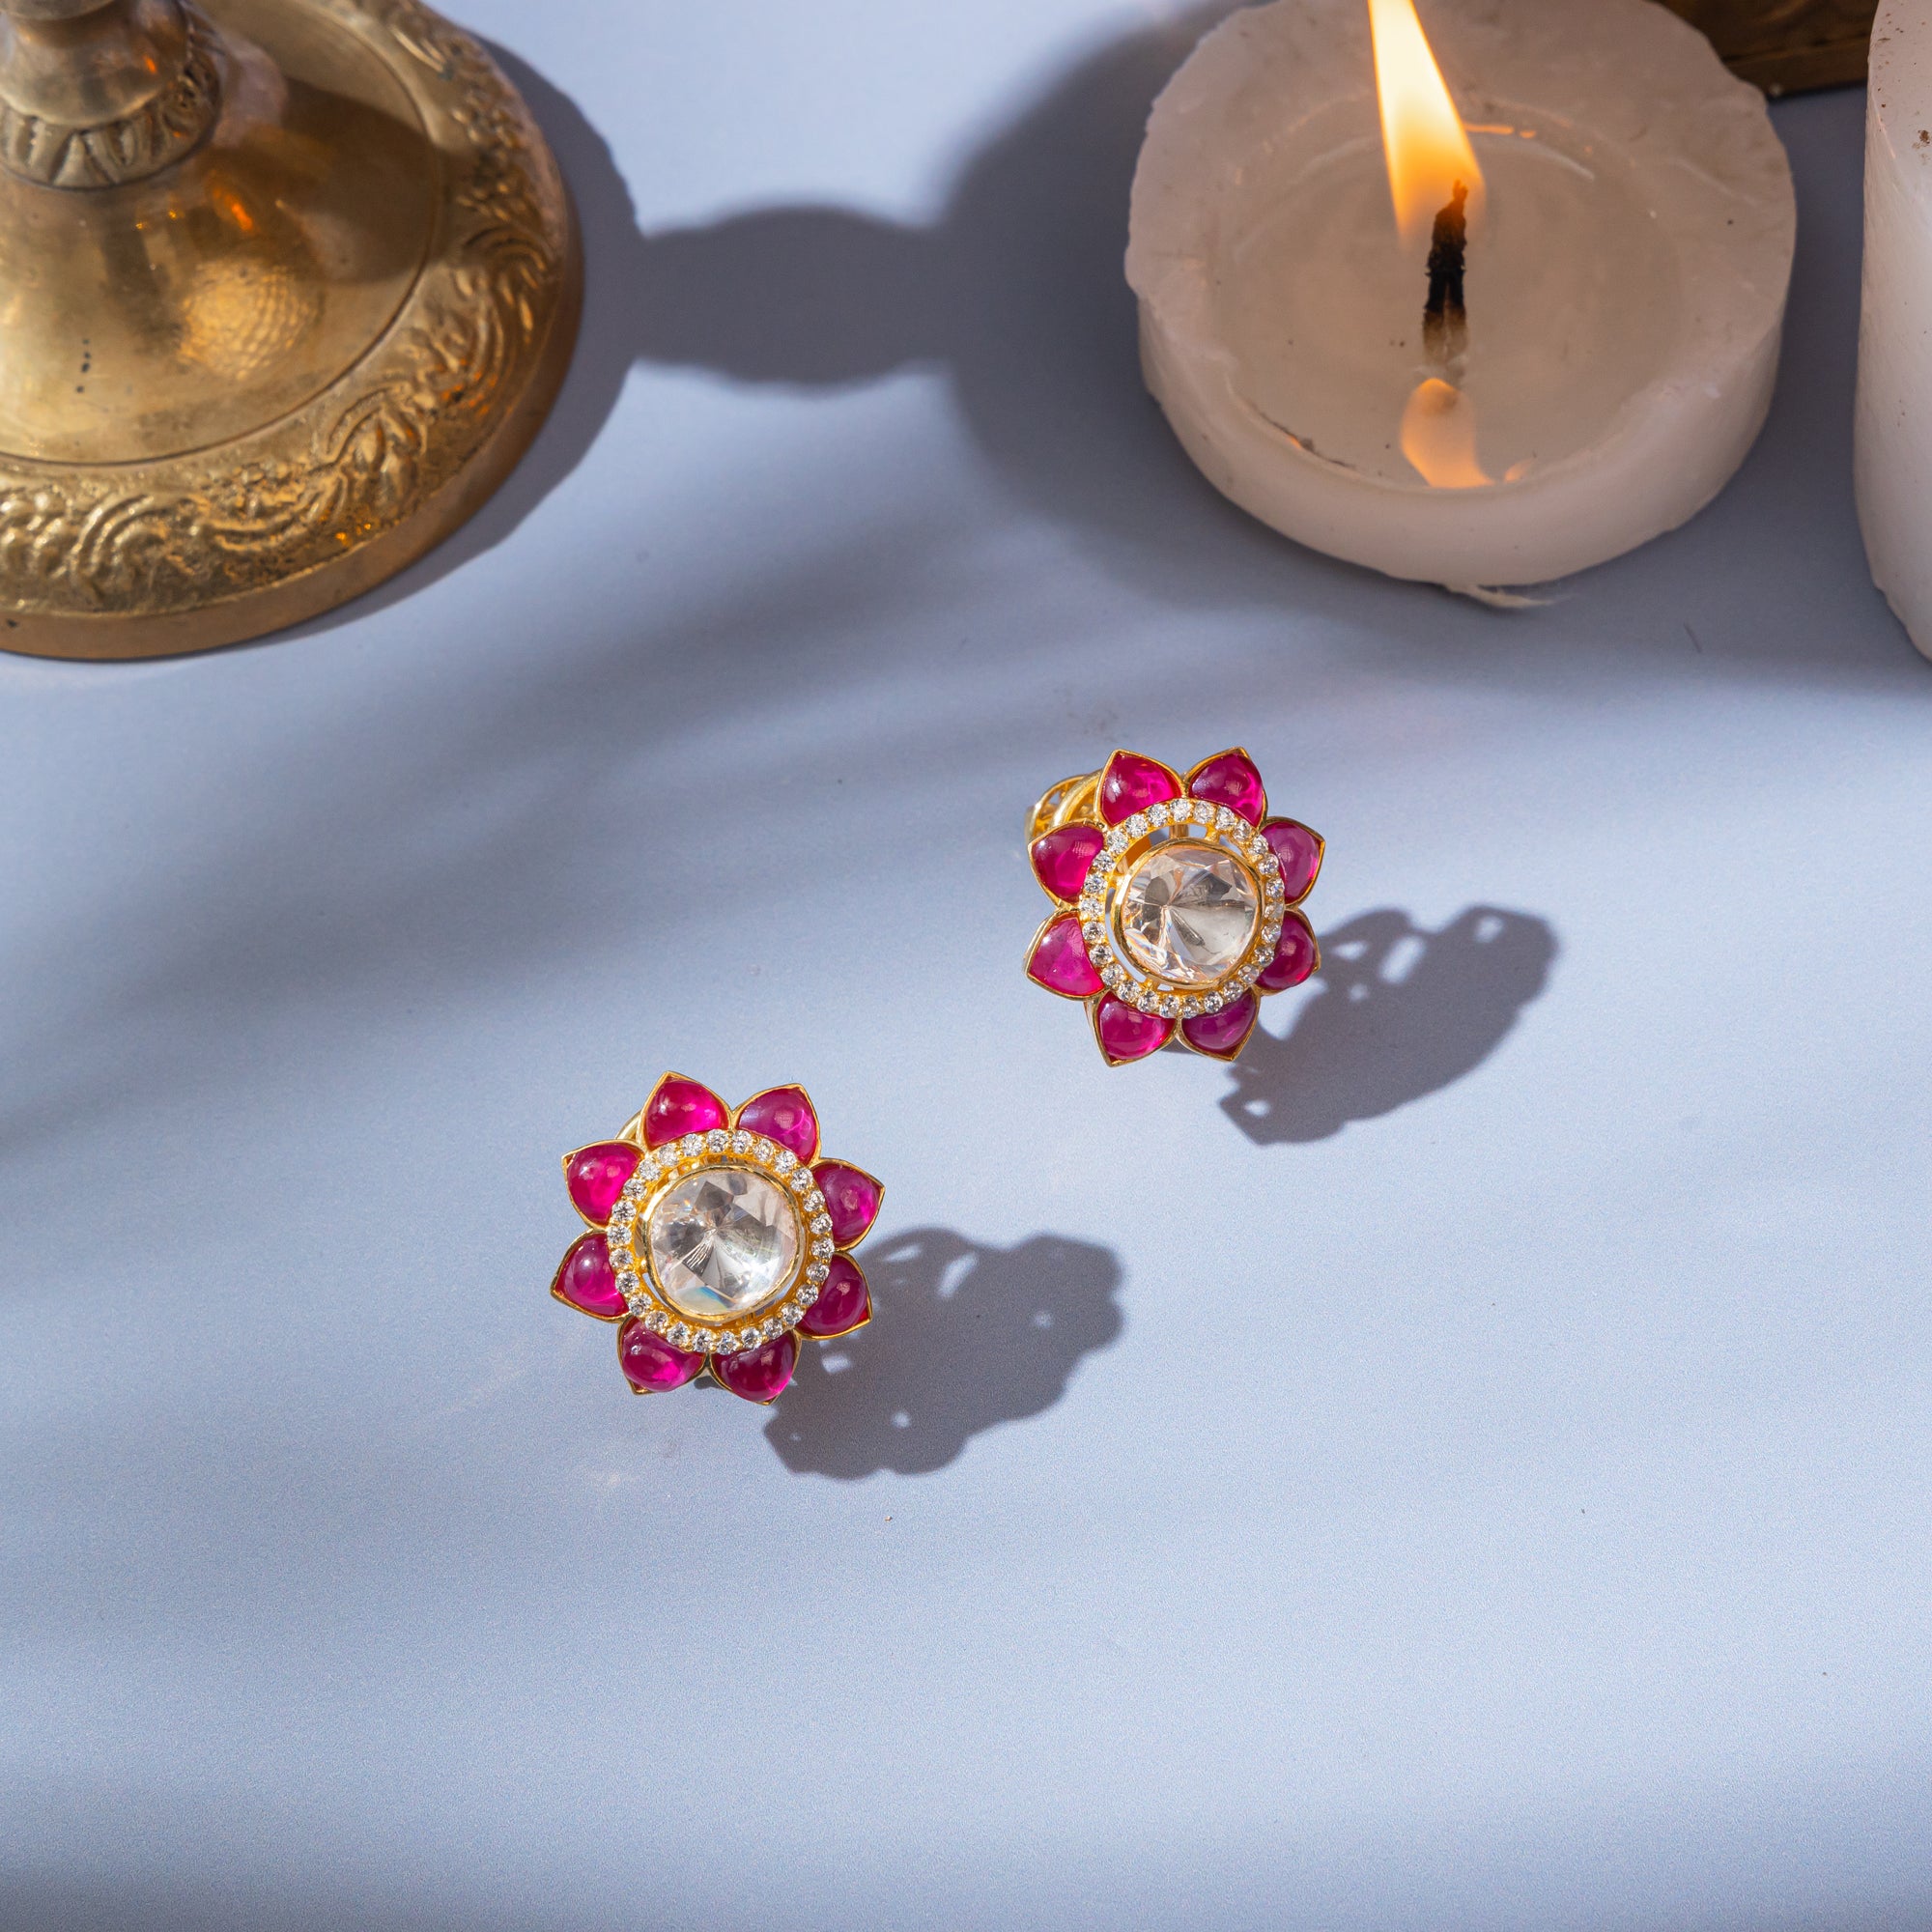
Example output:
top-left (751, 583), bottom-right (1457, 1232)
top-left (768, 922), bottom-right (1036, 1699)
top-left (1423, 180), bottom-right (1469, 367)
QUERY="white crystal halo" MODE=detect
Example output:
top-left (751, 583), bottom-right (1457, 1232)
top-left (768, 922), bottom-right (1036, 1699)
top-left (605, 1129), bottom-right (836, 1357)
top-left (1078, 801), bottom-right (1289, 1020)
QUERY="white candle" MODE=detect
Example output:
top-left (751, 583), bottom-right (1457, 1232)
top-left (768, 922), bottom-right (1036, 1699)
top-left (1126, 0), bottom-right (1796, 590)
top-left (1857, 0), bottom-right (1932, 661)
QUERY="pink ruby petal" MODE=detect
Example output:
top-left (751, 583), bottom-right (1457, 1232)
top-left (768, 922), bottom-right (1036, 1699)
top-left (618, 1318), bottom-right (706, 1393)
top-left (736, 1086), bottom-right (819, 1164)
top-left (1094, 996), bottom-right (1174, 1064)
top-left (812, 1161), bottom-right (882, 1248)
top-left (1187, 749), bottom-right (1267, 826)
top-left (1258, 913), bottom-right (1320, 992)
top-left (563, 1140), bottom-right (640, 1224)
top-left (1182, 994), bottom-right (1259, 1061)
top-left (1262, 819), bottom-right (1324, 904)
top-left (1098, 751), bottom-right (1181, 826)
top-left (553, 1233), bottom-right (627, 1320)
top-left (1028, 915), bottom-right (1104, 999)
top-left (800, 1255), bottom-right (870, 1338)
top-left (1030, 823), bottom-right (1106, 902)
top-left (641, 1074), bottom-right (728, 1149)
top-left (712, 1331), bottom-right (799, 1405)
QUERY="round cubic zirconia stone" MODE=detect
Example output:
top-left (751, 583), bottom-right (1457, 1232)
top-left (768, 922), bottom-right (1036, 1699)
top-left (1117, 840), bottom-right (1262, 989)
top-left (645, 1164), bottom-right (803, 1323)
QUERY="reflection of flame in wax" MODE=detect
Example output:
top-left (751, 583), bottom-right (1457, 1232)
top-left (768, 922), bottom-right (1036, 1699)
top-left (1401, 378), bottom-right (1491, 488)
top-left (1368, 0), bottom-right (1486, 249)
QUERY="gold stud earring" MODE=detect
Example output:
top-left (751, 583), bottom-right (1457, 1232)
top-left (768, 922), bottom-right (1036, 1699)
top-left (552, 1074), bottom-right (882, 1404)
top-left (1025, 749), bottom-right (1322, 1065)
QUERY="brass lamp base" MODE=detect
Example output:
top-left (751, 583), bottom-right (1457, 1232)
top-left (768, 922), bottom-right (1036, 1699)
top-left (0, 0), bottom-right (580, 660)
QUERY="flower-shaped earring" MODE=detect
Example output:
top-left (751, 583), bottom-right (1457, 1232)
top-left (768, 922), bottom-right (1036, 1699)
top-left (552, 1074), bottom-right (882, 1404)
top-left (1026, 749), bottom-right (1322, 1065)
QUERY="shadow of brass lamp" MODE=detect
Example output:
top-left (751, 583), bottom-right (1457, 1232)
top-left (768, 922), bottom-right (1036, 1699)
top-left (0, 0), bottom-right (580, 659)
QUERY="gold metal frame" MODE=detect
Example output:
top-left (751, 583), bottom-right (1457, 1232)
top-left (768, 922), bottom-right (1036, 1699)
top-left (1026, 750), bottom-right (1324, 1066)
top-left (0, 0), bottom-right (581, 659)
top-left (553, 1074), bottom-right (882, 1401)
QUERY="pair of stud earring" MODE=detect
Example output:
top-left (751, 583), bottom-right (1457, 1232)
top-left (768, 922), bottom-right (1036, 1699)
top-left (550, 748), bottom-right (1322, 1406)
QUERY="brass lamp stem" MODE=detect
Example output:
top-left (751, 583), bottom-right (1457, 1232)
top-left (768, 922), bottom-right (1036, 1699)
top-left (0, 0), bottom-right (217, 186)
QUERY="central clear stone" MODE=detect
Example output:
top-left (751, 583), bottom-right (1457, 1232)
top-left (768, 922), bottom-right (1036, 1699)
top-left (646, 1166), bottom-right (801, 1322)
top-left (1118, 839), bottom-right (1261, 987)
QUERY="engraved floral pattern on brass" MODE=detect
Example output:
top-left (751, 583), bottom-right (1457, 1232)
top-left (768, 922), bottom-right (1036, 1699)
top-left (0, 0), bottom-right (581, 659)
top-left (1662, 0), bottom-right (1875, 91)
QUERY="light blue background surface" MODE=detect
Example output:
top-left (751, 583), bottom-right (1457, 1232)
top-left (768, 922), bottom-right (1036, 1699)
top-left (3, 4), bottom-right (1929, 1927)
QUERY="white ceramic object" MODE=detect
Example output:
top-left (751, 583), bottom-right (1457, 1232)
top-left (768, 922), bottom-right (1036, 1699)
top-left (1857, 0), bottom-right (1932, 662)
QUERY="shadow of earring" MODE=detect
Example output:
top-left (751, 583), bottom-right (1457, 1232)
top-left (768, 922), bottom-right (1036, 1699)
top-left (764, 1227), bottom-right (1124, 1478)
top-left (1222, 906), bottom-right (1557, 1146)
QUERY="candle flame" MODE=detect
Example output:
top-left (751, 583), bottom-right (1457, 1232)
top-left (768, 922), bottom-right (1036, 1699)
top-left (1401, 378), bottom-right (1492, 489)
top-left (1368, 0), bottom-right (1486, 250)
